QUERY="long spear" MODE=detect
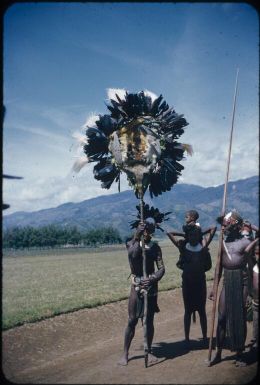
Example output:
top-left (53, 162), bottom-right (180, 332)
top-left (207, 68), bottom-right (239, 365)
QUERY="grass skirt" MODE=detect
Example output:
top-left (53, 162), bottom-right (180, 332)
top-left (224, 268), bottom-right (246, 352)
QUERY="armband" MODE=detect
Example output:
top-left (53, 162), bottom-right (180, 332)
top-left (149, 274), bottom-right (157, 283)
top-left (157, 259), bottom-right (164, 270)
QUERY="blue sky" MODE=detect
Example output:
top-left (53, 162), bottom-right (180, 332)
top-left (3, 2), bottom-right (259, 214)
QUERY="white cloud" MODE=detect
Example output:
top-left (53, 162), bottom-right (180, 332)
top-left (3, 168), bottom-right (130, 215)
top-left (3, 94), bottom-right (258, 215)
top-left (73, 40), bottom-right (155, 71)
top-left (12, 122), bottom-right (69, 143)
top-left (40, 106), bottom-right (86, 131)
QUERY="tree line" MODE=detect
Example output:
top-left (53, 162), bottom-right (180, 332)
top-left (2, 224), bottom-right (123, 249)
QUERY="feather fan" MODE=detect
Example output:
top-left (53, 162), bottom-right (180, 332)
top-left (73, 89), bottom-right (192, 198)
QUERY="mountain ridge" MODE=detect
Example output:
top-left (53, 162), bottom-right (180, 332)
top-left (3, 175), bottom-right (258, 238)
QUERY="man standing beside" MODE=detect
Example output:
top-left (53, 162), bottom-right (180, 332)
top-left (209, 211), bottom-right (258, 367)
top-left (118, 218), bottom-right (165, 366)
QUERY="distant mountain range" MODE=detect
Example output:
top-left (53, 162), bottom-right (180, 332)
top-left (3, 176), bottom-right (259, 238)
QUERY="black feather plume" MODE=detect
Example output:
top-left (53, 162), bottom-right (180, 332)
top-left (76, 89), bottom-right (191, 196)
top-left (130, 203), bottom-right (172, 232)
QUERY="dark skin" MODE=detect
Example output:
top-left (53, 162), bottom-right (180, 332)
top-left (118, 223), bottom-right (165, 366)
top-left (251, 242), bottom-right (259, 348)
top-left (168, 211), bottom-right (216, 247)
top-left (209, 219), bottom-right (259, 367)
top-left (167, 226), bottom-right (216, 248)
top-left (252, 243), bottom-right (259, 301)
top-left (185, 212), bottom-right (197, 225)
top-left (243, 224), bottom-right (259, 297)
top-left (167, 225), bottom-right (216, 344)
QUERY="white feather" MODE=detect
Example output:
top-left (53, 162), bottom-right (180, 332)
top-left (224, 212), bottom-right (232, 221)
top-left (72, 156), bottom-right (89, 173)
top-left (143, 89), bottom-right (158, 102)
top-left (107, 88), bottom-right (127, 101)
top-left (72, 131), bottom-right (89, 146)
top-left (84, 114), bottom-right (99, 128)
top-left (174, 143), bottom-right (193, 156)
top-left (182, 144), bottom-right (194, 156)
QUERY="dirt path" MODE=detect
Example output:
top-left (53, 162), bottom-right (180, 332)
top-left (2, 286), bottom-right (257, 384)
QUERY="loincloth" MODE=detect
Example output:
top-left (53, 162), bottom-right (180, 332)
top-left (130, 275), bottom-right (160, 318)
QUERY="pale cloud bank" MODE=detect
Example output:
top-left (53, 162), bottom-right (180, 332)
top-left (3, 135), bottom-right (258, 215)
top-left (3, 95), bottom-right (258, 215)
top-left (3, 169), bottom-right (130, 214)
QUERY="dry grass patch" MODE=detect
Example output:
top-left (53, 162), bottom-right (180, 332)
top-left (2, 240), bottom-right (218, 329)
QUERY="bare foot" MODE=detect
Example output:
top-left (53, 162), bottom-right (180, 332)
top-left (209, 352), bottom-right (221, 366)
top-left (117, 355), bottom-right (128, 366)
top-left (235, 356), bottom-right (247, 367)
top-left (250, 340), bottom-right (257, 350)
top-left (148, 353), bottom-right (158, 364)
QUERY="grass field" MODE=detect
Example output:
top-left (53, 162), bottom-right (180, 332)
top-left (2, 240), bottom-right (218, 330)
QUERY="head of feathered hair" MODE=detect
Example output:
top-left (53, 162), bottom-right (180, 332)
top-left (224, 210), bottom-right (243, 225)
top-left (72, 89), bottom-right (192, 198)
top-left (130, 203), bottom-right (172, 232)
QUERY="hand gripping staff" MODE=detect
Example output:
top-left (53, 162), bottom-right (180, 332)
top-left (72, 89), bottom-right (193, 367)
top-left (207, 69), bottom-right (239, 366)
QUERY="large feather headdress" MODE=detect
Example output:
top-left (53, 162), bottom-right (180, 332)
top-left (73, 89), bottom-right (192, 198)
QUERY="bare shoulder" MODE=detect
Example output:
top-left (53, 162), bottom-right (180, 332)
top-left (126, 238), bottom-right (135, 249)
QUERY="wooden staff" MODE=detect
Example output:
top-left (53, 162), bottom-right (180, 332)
top-left (207, 68), bottom-right (239, 365)
top-left (139, 192), bottom-right (149, 367)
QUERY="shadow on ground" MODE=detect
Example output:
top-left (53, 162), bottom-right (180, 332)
top-left (152, 337), bottom-right (212, 361)
top-left (129, 338), bottom-right (258, 369)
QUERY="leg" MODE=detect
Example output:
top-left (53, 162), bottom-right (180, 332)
top-left (198, 281), bottom-right (207, 340)
top-left (242, 284), bottom-right (248, 347)
top-left (184, 308), bottom-right (192, 343)
top-left (118, 287), bottom-right (138, 366)
top-left (147, 310), bottom-right (155, 353)
top-left (147, 297), bottom-right (158, 364)
top-left (198, 307), bottom-right (207, 340)
top-left (182, 283), bottom-right (192, 343)
top-left (235, 285), bottom-right (249, 367)
top-left (146, 301), bottom-right (158, 364)
top-left (252, 303), bottom-right (258, 348)
top-left (118, 317), bottom-right (138, 365)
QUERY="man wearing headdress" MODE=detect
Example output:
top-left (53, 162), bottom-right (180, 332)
top-left (209, 211), bottom-right (259, 367)
top-left (118, 218), bottom-right (165, 366)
